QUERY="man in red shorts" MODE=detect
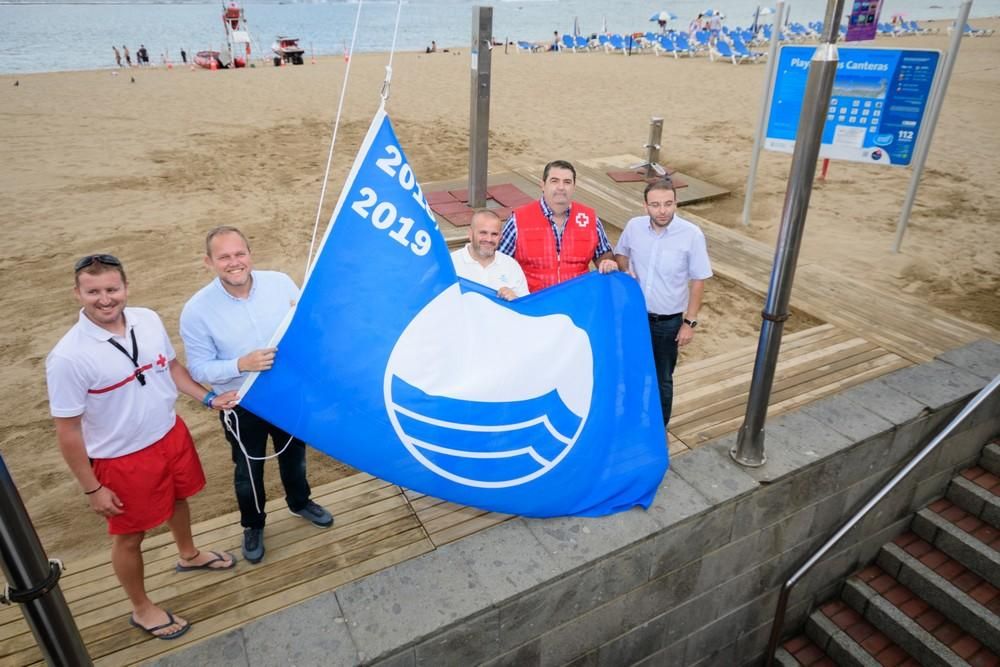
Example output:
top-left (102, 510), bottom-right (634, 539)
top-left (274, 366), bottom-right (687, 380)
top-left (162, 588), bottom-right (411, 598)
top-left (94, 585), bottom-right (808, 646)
top-left (46, 255), bottom-right (239, 640)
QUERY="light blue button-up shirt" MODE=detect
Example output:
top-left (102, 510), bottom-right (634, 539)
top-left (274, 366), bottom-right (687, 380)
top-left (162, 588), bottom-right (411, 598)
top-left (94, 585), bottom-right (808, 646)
top-left (614, 214), bottom-right (712, 315)
top-left (180, 270), bottom-right (299, 393)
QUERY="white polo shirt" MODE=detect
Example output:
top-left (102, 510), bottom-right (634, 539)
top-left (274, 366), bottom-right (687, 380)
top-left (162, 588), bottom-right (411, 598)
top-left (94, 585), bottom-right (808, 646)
top-left (46, 307), bottom-right (179, 459)
top-left (451, 244), bottom-right (530, 297)
top-left (614, 213), bottom-right (712, 315)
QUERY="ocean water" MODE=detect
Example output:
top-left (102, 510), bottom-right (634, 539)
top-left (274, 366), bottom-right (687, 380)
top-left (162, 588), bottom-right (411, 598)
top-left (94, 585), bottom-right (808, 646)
top-left (1, 0), bottom-right (996, 74)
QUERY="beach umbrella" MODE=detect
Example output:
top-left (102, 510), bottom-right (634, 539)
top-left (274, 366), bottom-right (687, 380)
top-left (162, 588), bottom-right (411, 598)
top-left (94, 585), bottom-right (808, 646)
top-left (703, 9), bottom-right (717, 17)
top-left (752, 6), bottom-right (776, 33)
top-left (649, 11), bottom-right (678, 22)
top-left (573, 16), bottom-right (580, 37)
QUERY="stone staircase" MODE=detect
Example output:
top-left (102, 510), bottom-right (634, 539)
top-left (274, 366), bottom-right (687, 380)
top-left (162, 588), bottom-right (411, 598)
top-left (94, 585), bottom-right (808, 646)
top-left (776, 441), bottom-right (1000, 667)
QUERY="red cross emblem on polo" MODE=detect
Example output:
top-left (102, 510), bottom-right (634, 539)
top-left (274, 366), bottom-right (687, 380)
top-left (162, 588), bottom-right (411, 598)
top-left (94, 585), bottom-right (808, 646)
top-left (575, 212), bottom-right (590, 228)
top-left (156, 354), bottom-right (167, 367)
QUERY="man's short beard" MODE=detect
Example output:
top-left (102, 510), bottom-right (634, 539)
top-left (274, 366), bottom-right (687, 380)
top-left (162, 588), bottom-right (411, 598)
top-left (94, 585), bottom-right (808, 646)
top-left (473, 244), bottom-right (496, 259)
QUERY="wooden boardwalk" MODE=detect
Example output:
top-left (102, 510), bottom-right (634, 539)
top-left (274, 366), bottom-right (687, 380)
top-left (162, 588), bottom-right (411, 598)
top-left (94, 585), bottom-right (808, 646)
top-left (3, 156), bottom-right (993, 665)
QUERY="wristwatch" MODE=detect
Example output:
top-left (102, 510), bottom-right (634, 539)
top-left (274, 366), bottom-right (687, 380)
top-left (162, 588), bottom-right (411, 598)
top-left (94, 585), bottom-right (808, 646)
top-left (683, 318), bottom-right (698, 328)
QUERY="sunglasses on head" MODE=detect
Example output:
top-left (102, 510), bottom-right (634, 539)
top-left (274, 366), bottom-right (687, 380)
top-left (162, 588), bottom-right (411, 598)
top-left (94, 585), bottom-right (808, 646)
top-left (74, 254), bottom-right (122, 272)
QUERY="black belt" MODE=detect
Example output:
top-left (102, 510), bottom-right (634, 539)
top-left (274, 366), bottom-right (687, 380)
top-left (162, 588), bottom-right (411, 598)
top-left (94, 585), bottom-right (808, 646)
top-left (648, 312), bottom-right (683, 322)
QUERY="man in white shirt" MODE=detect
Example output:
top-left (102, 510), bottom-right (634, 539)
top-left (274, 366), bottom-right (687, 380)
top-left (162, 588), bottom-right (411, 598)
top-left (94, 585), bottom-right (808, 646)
top-left (46, 255), bottom-right (238, 640)
top-left (180, 227), bottom-right (333, 566)
top-left (451, 209), bottom-right (529, 301)
top-left (614, 180), bottom-right (712, 429)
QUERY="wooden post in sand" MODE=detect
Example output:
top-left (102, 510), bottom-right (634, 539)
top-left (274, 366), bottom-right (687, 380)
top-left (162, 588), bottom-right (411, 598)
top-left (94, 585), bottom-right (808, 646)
top-left (468, 6), bottom-right (493, 208)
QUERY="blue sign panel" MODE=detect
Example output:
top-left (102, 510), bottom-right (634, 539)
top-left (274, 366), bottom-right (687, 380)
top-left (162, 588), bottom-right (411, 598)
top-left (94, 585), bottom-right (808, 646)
top-left (765, 46), bottom-right (940, 166)
top-left (238, 108), bottom-right (668, 518)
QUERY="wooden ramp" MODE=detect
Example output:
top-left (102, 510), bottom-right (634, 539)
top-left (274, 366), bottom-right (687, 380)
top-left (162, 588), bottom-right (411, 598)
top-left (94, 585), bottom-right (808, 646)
top-left (668, 324), bottom-right (912, 453)
top-left (0, 475), bottom-right (508, 666)
top-left (4, 156), bottom-right (994, 665)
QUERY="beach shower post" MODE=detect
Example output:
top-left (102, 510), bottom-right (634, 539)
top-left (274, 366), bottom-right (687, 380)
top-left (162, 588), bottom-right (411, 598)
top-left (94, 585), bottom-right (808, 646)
top-left (638, 117), bottom-right (665, 178)
top-left (0, 454), bottom-right (90, 665)
top-left (468, 5), bottom-right (493, 208)
top-left (732, 0), bottom-right (847, 468)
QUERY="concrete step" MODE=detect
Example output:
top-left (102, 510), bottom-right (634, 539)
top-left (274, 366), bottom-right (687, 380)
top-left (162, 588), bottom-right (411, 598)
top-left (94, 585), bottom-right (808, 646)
top-left (842, 566), bottom-right (999, 666)
top-left (947, 467), bottom-right (1000, 527)
top-left (876, 535), bottom-right (1000, 654)
top-left (776, 634), bottom-right (837, 666)
top-left (802, 600), bottom-right (917, 666)
top-left (979, 442), bottom-right (1000, 477)
top-left (913, 501), bottom-right (1000, 588)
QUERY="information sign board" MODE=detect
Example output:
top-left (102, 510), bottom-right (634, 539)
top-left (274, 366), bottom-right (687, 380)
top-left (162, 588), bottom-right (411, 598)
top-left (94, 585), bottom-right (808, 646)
top-left (764, 46), bottom-right (940, 166)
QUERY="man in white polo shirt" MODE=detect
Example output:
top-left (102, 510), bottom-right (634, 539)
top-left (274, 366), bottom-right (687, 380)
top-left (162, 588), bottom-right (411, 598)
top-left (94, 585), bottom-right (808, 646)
top-left (46, 255), bottom-right (238, 641)
top-left (451, 209), bottom-right (529, 301)
top-left (614, 180), bottom-right (712, 430)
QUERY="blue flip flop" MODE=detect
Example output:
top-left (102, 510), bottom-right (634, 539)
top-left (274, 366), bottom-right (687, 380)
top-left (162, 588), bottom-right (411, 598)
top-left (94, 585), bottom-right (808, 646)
top-left (129, 610), bottom-right (190, 640)
top-left (175, 550), bottom-right (237, 573)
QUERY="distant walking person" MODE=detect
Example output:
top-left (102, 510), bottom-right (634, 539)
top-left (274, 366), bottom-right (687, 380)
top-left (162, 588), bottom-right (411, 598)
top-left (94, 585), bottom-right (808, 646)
top-left (138, 44), bottom-right (149, 65)
top-left (113, 45), bottom-right (122, 68)
top-left (123, 45), bottom-right (132, 67)
top-left (180, 48), bottom-right (187, 64)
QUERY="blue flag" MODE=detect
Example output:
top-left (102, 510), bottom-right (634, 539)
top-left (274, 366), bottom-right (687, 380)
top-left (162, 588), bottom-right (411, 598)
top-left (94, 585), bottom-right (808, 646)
top-left (239, 108), bottom-right (667, 517)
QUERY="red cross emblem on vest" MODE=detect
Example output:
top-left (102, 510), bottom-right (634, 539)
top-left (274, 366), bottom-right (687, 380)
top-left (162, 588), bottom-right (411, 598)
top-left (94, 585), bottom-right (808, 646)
top-left (156, 354), bottom-right (167, 368)
top-left (575, 212), bottom-right (590, 228)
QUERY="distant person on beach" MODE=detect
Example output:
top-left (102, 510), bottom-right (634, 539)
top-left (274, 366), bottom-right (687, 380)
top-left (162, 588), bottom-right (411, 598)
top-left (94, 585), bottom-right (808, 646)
top-left (113, 45), bottom-right (122, 68)
top-left (123, 45), bottom-right (132, 67)
top-left (709, 13), bottom-right (723, 37)
top-left (658, 17), bottom-right (668, 34)
top-left (451, 209), bottom-right (529, 301)
top-left (425, 40), bottom-right (437, 53)
top-left (499, 159), bottom-right (618, 293)
top-left (550, 30), bottom-right (560, 51)
top-left (138, 44), bottom-right (149, 65)
top-left (46, 255), bottom-right (238, 641)
top-left (614, 180), bottom-right (712, 430)
top-left (180, 226), bottom-right (334, 566)
top-left (180, 48), bottom-right (187, 64)
top-left (689, 14), bottom-right (703, 36)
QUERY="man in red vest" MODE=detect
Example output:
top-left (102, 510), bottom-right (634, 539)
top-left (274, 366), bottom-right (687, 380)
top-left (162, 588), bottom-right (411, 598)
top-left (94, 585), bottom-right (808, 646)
top-left (498, 160), bottom-right (618, 293)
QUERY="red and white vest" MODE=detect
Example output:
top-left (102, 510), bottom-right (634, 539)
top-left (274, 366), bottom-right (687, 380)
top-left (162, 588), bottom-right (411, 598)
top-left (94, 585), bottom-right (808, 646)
top-left (513, 201), bottom-right (599, 293)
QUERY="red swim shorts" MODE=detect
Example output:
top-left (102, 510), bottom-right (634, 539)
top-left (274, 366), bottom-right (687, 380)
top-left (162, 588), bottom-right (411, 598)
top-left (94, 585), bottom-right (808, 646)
top-left (91, 416), bottom-right (206, 535)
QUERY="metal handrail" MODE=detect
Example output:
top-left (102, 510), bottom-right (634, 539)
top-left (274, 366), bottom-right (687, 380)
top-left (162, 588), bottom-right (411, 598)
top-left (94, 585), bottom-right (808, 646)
top-left (763, 373), bottom-right (1000, 665)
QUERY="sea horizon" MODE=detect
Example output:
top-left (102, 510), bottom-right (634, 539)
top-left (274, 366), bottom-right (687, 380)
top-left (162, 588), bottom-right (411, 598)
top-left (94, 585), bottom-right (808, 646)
top-left (2, 0), bottom-right (997, 74)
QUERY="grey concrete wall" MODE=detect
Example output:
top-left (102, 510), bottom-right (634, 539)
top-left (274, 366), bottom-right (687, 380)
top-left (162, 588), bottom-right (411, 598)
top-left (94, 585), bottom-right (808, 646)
top-left (150, 340), bottom-right (1000, 667)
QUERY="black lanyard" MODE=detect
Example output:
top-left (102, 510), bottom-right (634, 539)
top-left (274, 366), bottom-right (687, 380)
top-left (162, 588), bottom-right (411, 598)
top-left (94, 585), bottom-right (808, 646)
top-left (107, 328), bottom-right (146, 386)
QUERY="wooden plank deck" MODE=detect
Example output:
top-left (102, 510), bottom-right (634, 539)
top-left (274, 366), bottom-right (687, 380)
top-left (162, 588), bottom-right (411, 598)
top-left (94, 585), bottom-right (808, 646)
top-left (4, 156), bottom-right (994, 665)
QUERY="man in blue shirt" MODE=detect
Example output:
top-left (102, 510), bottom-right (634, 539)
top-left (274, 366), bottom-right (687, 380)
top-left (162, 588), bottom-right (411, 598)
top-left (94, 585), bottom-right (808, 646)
top-left (614, 180), bottom-right (712, 430)
top-left (180, 226), bottom-right (333, 564)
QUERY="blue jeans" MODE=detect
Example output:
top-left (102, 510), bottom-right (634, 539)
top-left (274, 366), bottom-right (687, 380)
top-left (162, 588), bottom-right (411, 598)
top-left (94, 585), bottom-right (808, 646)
top-left (649, 314), bottom-right (682, 428)
top-left (220, 406), bottom-right (311, 529)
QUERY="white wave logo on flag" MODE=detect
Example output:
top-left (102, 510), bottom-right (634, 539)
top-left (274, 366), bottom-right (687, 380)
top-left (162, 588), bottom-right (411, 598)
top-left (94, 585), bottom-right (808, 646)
top-left (385, 284), bottom-right (592, 488)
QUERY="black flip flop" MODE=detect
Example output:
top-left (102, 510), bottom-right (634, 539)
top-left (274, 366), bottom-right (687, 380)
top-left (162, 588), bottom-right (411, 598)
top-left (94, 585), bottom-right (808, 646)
top-left (128, 611), bottom-right (190, 640)
top-left (175, 550), bottom-right (237, 573)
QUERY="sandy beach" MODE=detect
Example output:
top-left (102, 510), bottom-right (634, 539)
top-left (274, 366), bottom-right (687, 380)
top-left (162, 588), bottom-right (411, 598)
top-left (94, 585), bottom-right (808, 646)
top-left (1, 19), bottom-right (998, 564)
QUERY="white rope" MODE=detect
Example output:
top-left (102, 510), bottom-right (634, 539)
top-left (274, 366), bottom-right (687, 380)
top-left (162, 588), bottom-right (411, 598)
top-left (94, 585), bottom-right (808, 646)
top-left (222, 409), bottom-right (295, 515)
top-left (379, 0), bottom-right (405, 104)
top-left (303, 0), bottom-right (367, 278)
